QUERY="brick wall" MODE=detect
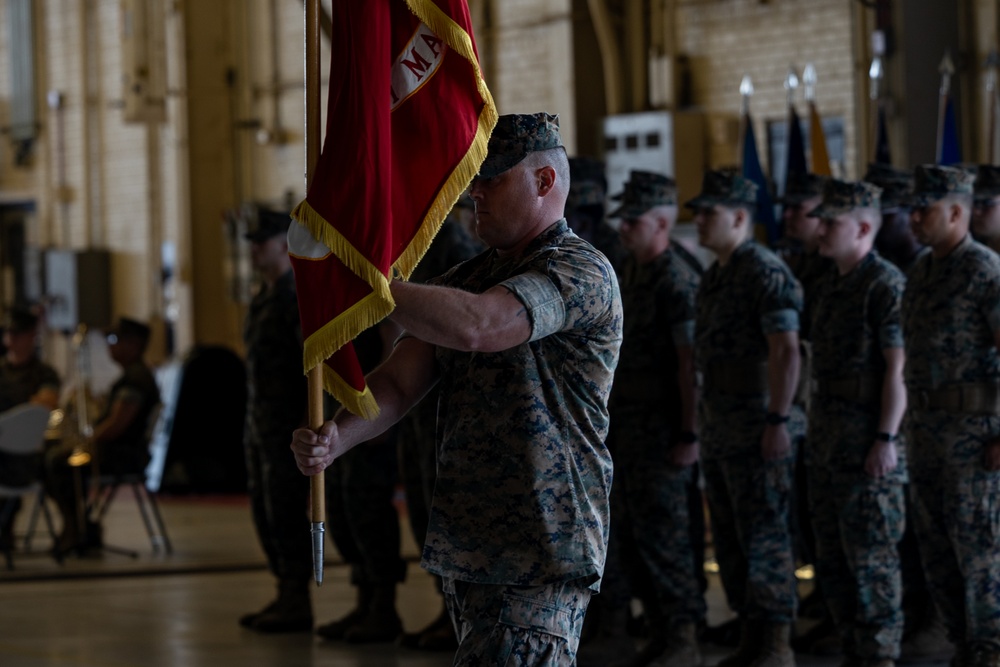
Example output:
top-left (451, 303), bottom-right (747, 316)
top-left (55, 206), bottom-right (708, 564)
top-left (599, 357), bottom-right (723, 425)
top-left (676, 0), bottom-right (858, 177)
top-left (484, 0), bottom-right (578, 154)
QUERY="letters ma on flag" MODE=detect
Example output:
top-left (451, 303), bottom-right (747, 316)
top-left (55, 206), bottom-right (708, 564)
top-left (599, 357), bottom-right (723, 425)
top-left (288, 0), bottom-right (496, 418)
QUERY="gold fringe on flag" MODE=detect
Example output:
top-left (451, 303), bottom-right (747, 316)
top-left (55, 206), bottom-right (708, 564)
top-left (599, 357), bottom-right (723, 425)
top-left (290, 1), bottom-right (497, 419)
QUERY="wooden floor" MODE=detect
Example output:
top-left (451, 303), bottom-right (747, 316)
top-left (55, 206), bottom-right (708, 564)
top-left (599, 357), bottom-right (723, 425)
top-left (0, 494), bottom-right (948, 666)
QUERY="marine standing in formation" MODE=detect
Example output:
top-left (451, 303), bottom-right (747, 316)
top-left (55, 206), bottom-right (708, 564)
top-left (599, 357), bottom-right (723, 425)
top-left (902, 165), bottom-right (1000, 667)
top-left (807, 179), bottom-right (908, 667)
top-left (601, 170), bottom-right (705, 667)
top-left (239, 211), bottom-right (313, 633)
top-left (690, 170), bottom-right (803, 667)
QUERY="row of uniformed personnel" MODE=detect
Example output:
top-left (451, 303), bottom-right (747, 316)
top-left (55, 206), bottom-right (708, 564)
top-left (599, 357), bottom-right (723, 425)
top-left (571, 160), bottom-right (1000, 667)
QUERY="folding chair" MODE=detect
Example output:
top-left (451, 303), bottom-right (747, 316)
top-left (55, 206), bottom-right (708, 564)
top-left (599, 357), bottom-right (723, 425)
top-left (0, 404), bottom-right (60, 569)
top-left (86, 404), bottom-right (173, 555)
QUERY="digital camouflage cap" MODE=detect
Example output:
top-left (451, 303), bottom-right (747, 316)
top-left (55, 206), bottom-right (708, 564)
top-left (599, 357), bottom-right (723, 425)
top-left (608, 170), bottom-right (677, 219)
top-left (908, 164), bottom-right (975, 207)
top-left (974, 164), bottom-right (1000, 203)
top-left (779, 172), bottom-right (828, 205)
top-left (568, 156), bottom-right (607, 208)
top-left (863, 163), bottom-right (913, 212)
top-left (477, 112), bottom-right (563, 180)
top-left (807, 178), bottom-right (882, 218)
top-left (685, 169), bottom-right (758, 209)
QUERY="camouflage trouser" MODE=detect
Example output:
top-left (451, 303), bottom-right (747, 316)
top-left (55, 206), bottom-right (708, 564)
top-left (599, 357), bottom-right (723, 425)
top-left (245, 435), bottom-right (313, 584)
top-left (908, 411), bottom-right (1000, 650)
top-left (608, 452), bottom-right (706, 629)
top-left (808, 467), bottom-right (905, 659)
top-left (702, 451), bottom-right (797, 622)
top-left (327, 436), bottom-right (407, 586)
top-left (443, 577), bottom-right (591, 666)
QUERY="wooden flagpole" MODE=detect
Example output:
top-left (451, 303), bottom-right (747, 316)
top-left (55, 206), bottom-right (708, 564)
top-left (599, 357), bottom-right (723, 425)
top-left (304, 0), bottom-right (325, 587)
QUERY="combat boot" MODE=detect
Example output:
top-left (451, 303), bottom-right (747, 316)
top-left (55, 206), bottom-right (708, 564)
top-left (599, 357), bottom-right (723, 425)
top-left (343, 583), bottom-right (403, 643)
top-left (579, 608), bottom-right (636, 667)
top-left (316, 584), bottom-right (373, 640)
top-left (650, 622), bottom-right (701, 667)
top-left (899, 610), bottom-right (954, 663)
top-left (248, 579), bottom-right (313, 633)
top-left (397, 607), bottom-right (458, 651)
top-left (748, 622), bottom-right (795, 667)
top-left (715, 619), bottom-right (764, 667)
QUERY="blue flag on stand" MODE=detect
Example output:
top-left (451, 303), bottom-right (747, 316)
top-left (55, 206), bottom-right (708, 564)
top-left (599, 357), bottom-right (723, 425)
top-left (938, 96), bottom-right (961, 165)
top-left (742, 113), bottom-right (778, 244)
top-left (875, 105), bottom-right (891, 165)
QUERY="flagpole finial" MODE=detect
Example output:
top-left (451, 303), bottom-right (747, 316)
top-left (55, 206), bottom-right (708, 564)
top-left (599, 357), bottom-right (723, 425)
top-left (939, 51), bottom-right (955, 76)
top-left (803, 63), bottom-right (817, 102)
top-left (869, 56), bottom-right (883, 101)
top-left (939, 50), bottom-right (955, 96)
top-left (740, 75), bottom-right (754, 115)
top-left (784, 65), bottom-right (800, 106)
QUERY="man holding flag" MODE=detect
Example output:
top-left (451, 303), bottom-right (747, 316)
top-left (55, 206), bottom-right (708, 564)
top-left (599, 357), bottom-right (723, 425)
top-left (291, 113), bottom-right (623, 665)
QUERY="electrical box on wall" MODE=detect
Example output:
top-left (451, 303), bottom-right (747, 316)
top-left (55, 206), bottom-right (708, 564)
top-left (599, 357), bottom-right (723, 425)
top-left (602, 111), bottom-right (706, 221)
top-left (45, 250), bottom-right (112, 332)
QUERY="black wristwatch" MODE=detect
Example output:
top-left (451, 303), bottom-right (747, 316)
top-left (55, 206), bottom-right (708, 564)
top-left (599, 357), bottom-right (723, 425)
top-left (876, 432), bottom-right (898, 443)
top-left (678, 431), bottom-right (699, 444)
top-left (765, 412), bottom-right (790, 426)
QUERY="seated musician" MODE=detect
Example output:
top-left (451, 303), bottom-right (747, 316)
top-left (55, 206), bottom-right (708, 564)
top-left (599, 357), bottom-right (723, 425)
top-left (46, 317), bottom-right (160, 552)
top-left (0, 306), bottom-right (61, 549)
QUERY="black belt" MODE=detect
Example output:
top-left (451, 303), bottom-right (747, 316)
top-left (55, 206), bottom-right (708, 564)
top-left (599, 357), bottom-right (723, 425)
top-left (814, 375), bottom-right (881, 403)
top-left (704, 361), bottom-right (768, 396)
top-left (910, 382), bottom-right (1000, 415)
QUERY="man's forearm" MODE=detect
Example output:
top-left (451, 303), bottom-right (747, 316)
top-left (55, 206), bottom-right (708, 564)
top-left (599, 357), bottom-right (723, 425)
top-left (676, 346), bottom-right (698, 433)
top-left (878, 351), bottom-right (907, 434)
top-left (388, 279), bottom-right (531, 352)
top-left (766, 336), bottom-right (800, 414)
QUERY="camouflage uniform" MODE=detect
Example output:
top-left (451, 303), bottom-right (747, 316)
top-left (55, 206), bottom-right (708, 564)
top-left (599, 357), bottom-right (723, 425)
top-left (806, 179), bottom-right (907, 661)
top-left (398, 217), bottom-right (482, 558)
top-left (244, 268), bottom-right (312, 586)
top-left (902, 165), bottom-right (1000, 658)
top-left (566, 156), bottom-right (628, 272)
top-left (604, 171), bottom-right (706, 633)
top-left (865, 164), bottom-right (922, 274)
top-left (688, 171), bottom-right (804, 625)
top-left (776, 172), bottom-right (831, 577)
top-left (778, 172), bottom-right (832, 343)
top-left (425, 113), bottom-right (623, 666)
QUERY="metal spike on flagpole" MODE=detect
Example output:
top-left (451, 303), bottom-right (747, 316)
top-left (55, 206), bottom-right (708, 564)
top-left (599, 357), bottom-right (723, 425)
top-left (869, 31), bottom-right (885, 163)
top-left (740, 74), bottom-right (754, 116)
top-left (784, 65), bottom-right (799, 107)
top-left (738, 75), bottom-right (754, 172)
top-left (936, 50), bottom-right (955, 165)
top-left (304, 0), bottom-right (325, 588)
top-left (803, 63), bottom-right (817, 103)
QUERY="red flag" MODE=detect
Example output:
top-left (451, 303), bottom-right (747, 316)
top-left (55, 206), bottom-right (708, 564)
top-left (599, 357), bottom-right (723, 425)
top-left (289, 0), bottom-right (496, 418)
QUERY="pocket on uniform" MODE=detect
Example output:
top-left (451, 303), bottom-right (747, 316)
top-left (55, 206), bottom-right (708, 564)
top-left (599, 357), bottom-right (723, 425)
top-left (970, 471), bottom-right (1000, 540)
top-left (499, 593), bottom-right (574, 641)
